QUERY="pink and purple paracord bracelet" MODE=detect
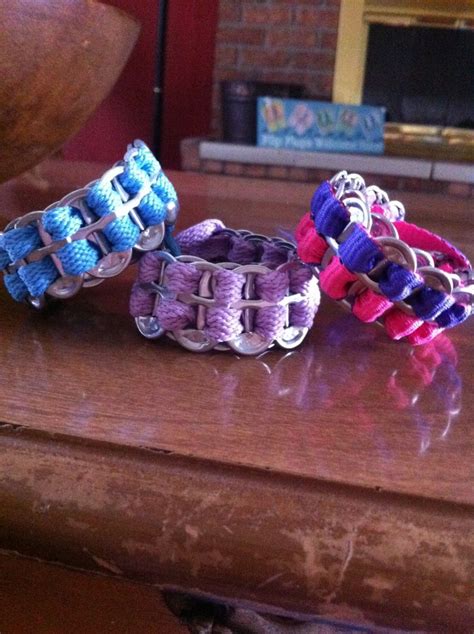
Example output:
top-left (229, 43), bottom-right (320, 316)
top-left (130, 219), bottom-right (320, 355)
top-left (296, 171), bottom-right (474, 345)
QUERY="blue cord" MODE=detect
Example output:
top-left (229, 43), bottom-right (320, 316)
top-left (0, 142), bottom-right (178, 302)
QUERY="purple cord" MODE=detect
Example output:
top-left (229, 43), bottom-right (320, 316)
top-left (130, 219), bottom-right (320, 350)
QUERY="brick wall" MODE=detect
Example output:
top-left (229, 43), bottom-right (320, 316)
top-left (212, 0), bottom-right (341, 137)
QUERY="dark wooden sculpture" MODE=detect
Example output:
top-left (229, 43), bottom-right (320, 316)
top-left (0, 0), bottom-right (140, 183)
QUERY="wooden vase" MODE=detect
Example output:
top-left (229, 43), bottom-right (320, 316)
top-left (0, 0), bottom-right (140, 183)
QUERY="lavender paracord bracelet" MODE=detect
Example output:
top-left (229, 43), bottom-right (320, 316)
top-left (130, 219), bottom-right (320, 355)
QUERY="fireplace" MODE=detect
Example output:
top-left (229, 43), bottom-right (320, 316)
top-left (332, 0), bottom-right (474, 161)
top-left (363, 24), bottom-right (473, 128)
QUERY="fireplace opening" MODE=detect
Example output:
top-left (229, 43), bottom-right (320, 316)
top-left (363, 24), bottom-right (474, 129)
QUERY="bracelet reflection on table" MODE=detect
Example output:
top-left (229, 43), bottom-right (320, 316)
top-left (0, 292), bottom-right (460, 456)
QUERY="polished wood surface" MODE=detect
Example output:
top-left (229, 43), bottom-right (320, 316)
top-left (0, 552), bottom-right (186, 633)
top-left (0, 163), bottom-right (473, 632)
top-left (0, 1), bottom-right (139, 182)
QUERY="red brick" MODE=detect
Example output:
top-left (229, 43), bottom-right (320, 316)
top-left (272, 0), bottom-right (325, 4)
top-left (399, 178), bottom-right (444, 193)
top-left (360, 172), bottom-right (384, 186)
top-left (202, 160), bottom-right (223, 174)
top-left (307, 168), bottom-right (334, 183)
top-left (215, 69), bottom-right (246, 83)
top-left (180, 138), bottom-right (201, 171)
top-left (305, 72), bottom-right (334, 97)
top-left (258, 69), bottom-right (305, 83)
top-left (220, 0), bottom-right (241, 23)
top-left (211, 89), bottom-right (220, 109)
top-left (242, 5), bottom-right (291, 25)
top-left (267, 28), bottom-right (318, 48)
top-left (240, 48), bottom-right (291, 69)
top-left (320, 29), bottom-right (338, 51)
top-left (243, 163), bottom-right (267, 178)
top-left (294, 7), bottom-right (339, 29)
top-left (217, 26), bottom-right (266, 46)
top-left (224, 162), bottom-right (244, 176)
top-left (288, 166), bottom-right (310, 182)
top-left (211, 118), bottom-right (220, 137)
top-left (215, 44), bottom-right (238, 68)
top-left (372, 175), bottom-right (402, 191)
top-left (290, 50), bottom-right (335, 71)
top-left (447, 182), bottom-right (471, 198)
top-left (267, 165), bottom-right (289, 180)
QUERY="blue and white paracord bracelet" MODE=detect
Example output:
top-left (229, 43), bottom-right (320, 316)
top-left (0, 140), bottom-right (179, 308)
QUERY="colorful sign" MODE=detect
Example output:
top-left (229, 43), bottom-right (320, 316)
top-left (257, 98), bottom-right (385, 154)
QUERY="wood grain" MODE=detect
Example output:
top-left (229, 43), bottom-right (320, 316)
top-left (0, 1), bottom-right (139, 182)
top-left (0, 163), bottom-right (473, 631)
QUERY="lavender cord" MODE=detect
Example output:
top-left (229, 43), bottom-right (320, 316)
top-left (130, 220), bottom-right (320, 349)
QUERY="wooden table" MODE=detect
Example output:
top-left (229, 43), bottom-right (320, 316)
top-left (0, 162), bottom-right (473, 633)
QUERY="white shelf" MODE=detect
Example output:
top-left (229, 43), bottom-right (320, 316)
top-left (432, 162), bottom-right (474, 184)
top-left (200, 141), bottom-right (474, 184)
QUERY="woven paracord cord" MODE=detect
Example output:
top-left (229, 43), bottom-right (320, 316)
top-left (130, 219), bottom-right (320, 355)
top-left (296, 171), bottom-right (474, 345)
top-left (0, 140), bottom-right (178, 307)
